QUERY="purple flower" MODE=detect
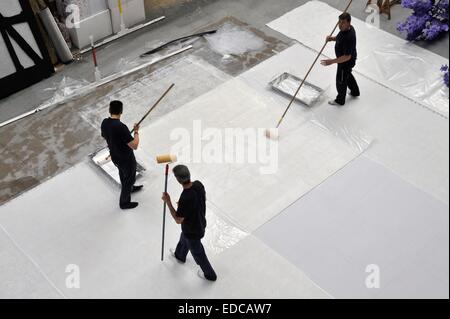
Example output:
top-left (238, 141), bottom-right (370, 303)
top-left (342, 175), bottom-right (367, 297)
top-left (401, 0), bottom-right (433, 13)
top-left (423, 20), bottom-right (449, 40)
top-left (441, 65), bottom-right (449, 87)
top-left (397, 0), bottom-right (449, 41)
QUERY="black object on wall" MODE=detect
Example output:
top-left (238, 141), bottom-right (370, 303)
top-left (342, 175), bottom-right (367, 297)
top-left (0, 0), bottom-right (54, 100)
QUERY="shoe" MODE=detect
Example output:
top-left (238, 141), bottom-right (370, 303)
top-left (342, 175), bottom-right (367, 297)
top-left (197, 269), bottom-right (217, 282)
top-left (132, 185), bottom-right (144, 193)
top-left (169, 248), bottom-right (185, 264)
top-left (120, 202), bottom-right (139, 210)
top-left (197, 269), bottom-right (207, 280)
top-left (348, 92), bottom-right (360, 98)
top-left (328, 100), bottom-right (342, 106)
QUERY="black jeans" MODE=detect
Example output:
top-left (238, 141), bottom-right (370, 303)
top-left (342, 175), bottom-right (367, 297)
top-left (114, 158), bottom-right (136, 207)
top-left (335, 64), bottom-right (360, 105)
top-left (175, 232), bottom-right (217, 281)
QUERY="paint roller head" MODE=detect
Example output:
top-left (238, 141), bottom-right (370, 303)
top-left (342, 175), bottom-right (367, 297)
top-left (156, 154), bottom-right (178, 164)
top-left (265, 128), bottom-right (279, 140)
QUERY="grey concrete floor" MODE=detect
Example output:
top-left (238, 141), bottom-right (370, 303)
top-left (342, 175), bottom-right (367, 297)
top-left (0, 0), bottom-right (448, 123)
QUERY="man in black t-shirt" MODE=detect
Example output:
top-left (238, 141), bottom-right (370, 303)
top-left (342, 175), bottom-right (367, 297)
top-left (321, 12), bottom-right (360, 106)
top-left (101, 101), bottom-right (143, 210)
top-left (162, 165), bottom-right (217, 282)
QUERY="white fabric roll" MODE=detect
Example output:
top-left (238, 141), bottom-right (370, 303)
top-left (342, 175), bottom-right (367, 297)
top-left (38, 7), bottom-right (73, 64)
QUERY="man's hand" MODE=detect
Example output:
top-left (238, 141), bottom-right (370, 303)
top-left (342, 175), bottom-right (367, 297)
top-left (321, 59), bottom-right (335, 66)
top-left (162, 192), bottom-right (171, 204)
top-left (133, 123), bottom-right (140, 133)
top-left (326, 36), bottom-right (336, 42)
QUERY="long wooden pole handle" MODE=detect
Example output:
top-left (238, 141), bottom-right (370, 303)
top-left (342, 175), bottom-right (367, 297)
top-left (131, 83), bottom-right (175, 133)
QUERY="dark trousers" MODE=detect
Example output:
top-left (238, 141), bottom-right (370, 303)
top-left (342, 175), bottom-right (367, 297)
top-left (335, 64), bottom-right (360, 105)
top-left (114, 159), bottom-right (136, 207)
top-left (175, 232), bottom-right (217, 281)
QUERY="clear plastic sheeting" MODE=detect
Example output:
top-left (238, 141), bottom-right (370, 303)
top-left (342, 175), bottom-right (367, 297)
top-left (42, 77), bottom-right (91, 106)
top-left (203, 204), bottom-right (249, 255)
top-left (0, 76), bottom-right (93, 128)
top-left (267, 0), bottom-right (450, 118)
top-left (0, 45), bottom-right (193, 128)
top-left (269, 72), bottom-right (325, 107)
top-left (205, 22), bottom-right (266, 58)
top-left (361, 46), bottom-right (449, 117)
top-left (310, 112), bottom-right (373, 153)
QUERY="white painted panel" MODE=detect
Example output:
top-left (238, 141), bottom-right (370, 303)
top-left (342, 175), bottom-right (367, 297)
top-left (0, 0), bottom-right (22, 16)
top-left (9, 23), bottom-right (44, 70)
top-left (0, 35), bottom-right (16, 78)
top-left (68, 9), bottom-right (113, 49)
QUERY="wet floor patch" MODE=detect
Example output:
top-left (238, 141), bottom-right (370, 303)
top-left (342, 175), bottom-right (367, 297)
top-left (193, 16), bottom-right (289, 76)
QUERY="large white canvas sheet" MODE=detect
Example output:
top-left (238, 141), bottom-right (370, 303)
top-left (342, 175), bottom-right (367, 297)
top-left (0, 162), bottom-right (328, 298)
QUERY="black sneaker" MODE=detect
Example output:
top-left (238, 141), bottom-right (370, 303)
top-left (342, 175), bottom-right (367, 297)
top-left (132, 185), bottom-right (144, 193)
top-left (120, 202), bottom-right (139, 210)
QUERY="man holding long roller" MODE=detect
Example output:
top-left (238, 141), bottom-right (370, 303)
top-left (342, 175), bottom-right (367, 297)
top-left (321, 12), bottom-right (360, 106)
top-left (101, 100), bottom-right (143, 210)
top-left (162, 165), bottom-right (217, 282)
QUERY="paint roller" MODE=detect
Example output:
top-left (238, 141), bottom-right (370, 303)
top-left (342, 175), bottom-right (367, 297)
top-left (265, 0), bottom-right (354, 140)
top-left (95, 84), bottom-right (175, 165)
top-left (157, 154), bottom-right (178, 261)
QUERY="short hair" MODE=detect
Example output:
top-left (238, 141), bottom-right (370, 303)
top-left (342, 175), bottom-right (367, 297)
top-left (173, 165), bottom-right (191, 185)
top-left (109, 100), bottom-right (123, 115)
top-left (339, 12), bottom-right (351, 23)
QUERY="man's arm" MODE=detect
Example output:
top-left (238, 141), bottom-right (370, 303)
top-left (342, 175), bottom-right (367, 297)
top-left (162, 193), bottom-right (185, 225)
top-left (320, 54), bottom-right (352, 66)
top-left (326, 35), bottom-right (337, 42)
top-left (127, 124), bottom-right (140, 150)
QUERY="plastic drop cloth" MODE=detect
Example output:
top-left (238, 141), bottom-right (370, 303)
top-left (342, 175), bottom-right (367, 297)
top-left (203, 204), bottom-right (249, 255)
top-left (15, 45), bottom-right (194, 126)
top-left (42, 76), bottom-right (92, 106)
top-left (267, 1), bottom-right (450, 118)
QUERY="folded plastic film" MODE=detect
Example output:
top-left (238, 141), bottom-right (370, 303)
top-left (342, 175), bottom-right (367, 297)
top-left (363, 46), bottom-right (449, 117)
